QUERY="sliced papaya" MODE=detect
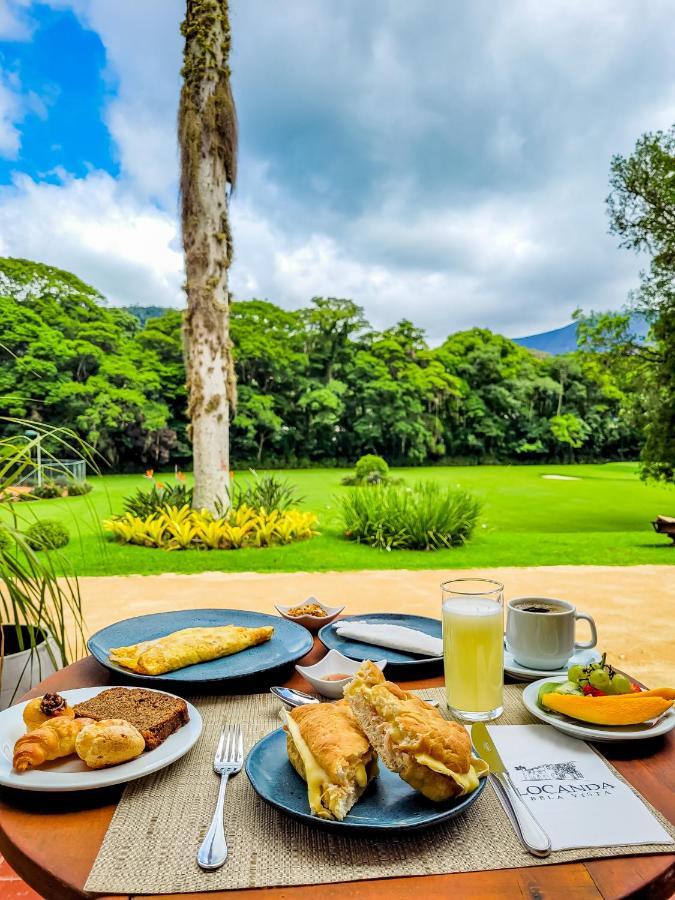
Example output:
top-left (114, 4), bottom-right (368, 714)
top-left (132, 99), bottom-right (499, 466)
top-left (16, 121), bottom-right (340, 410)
top-left (541, 692), bottom-right (673, 725)
top-left (617, 687), bottom-right (675, 701)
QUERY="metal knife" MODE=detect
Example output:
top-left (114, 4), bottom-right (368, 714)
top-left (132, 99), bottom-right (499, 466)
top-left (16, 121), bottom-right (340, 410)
top-left (471, 722), bottom-right (551, 857)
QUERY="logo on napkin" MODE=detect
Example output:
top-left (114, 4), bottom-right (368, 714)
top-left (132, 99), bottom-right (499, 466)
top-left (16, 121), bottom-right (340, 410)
top-left (514, 760), bottom-right (616, 799)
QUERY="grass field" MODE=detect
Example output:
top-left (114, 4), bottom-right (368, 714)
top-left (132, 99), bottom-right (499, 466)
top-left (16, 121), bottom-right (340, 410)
top-left (2, 463), bottom-right (673, 576)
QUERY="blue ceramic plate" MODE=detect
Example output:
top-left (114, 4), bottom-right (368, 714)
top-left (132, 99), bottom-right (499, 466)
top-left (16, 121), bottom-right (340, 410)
top-left (246, 727), bottom-right (486, 833)
top-left (88, 609), bottom-right (313, 683)
top-left (318, 613), bottom-right (443, 668)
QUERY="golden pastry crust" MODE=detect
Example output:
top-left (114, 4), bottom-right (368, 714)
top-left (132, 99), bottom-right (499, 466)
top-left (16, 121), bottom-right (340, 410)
top-left (109, 625), bottom-right (274, 675)
top-left (344, 661), bottom-right (487, 801)
top-left (22, 694), bottom-right (75, 732)
top-left (75, 718), bottom-right (145, 769)
top-left (290, 700), bottom-right (372, 784)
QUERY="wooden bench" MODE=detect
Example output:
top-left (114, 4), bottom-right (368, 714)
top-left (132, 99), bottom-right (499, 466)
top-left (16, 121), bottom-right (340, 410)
top-left (652, 514), bottom-right (675, 544)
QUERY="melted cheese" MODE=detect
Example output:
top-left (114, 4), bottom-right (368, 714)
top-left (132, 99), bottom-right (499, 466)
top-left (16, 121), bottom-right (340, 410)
top-left (285, 715), bottom-right (333, 819)
top-left (355, 763), bottom-right (367, 788)
top-left (414, 752), bottom-right (486, 795)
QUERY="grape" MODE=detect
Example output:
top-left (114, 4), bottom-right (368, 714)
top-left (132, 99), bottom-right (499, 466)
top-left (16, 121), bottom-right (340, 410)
top-left (611, 673), bottom-right (632, 694)
top-left (568, 664), bottom-right (585, 684)
top-left (589, 669), bottom-right (610, 691)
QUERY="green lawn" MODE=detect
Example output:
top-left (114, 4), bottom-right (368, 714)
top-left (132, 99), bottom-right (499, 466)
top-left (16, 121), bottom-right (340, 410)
top-left (3, 463), bottom-right (673, 576)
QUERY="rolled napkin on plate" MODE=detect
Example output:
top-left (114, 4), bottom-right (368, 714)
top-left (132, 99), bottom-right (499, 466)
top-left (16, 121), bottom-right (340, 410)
top-left (333, 622), bottom-right (443, 657)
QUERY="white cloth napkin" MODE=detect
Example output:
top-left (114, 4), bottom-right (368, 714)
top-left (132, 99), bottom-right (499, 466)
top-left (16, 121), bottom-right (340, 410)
top-left (487, 724), bottom-right (673, 851)
top-left (333, 622), bottom-right (443, 657)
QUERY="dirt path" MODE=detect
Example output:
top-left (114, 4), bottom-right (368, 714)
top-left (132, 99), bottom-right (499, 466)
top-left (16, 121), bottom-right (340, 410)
top-left (76, 565), bottom-right (674, 686)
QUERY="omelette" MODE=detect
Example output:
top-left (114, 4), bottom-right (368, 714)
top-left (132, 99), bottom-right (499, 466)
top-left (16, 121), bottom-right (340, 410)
top-left (109, 625), bottom-right (274, 675)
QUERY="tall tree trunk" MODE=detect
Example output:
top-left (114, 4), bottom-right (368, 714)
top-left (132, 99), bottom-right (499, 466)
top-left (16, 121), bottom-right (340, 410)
top-left (179, 0), bottom-right (238, 512)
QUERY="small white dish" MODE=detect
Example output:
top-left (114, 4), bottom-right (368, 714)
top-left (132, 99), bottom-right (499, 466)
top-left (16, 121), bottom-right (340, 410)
top-left (504, 645), bottom-right (601, 682)
top-left (295, 649), bottom-right (387, 699)
top-left (275, 597), bottom-right (344, 633)
top-left (522, 676), bottom-right (675, 743)
top-left (0, 686), bottom-right (202, 792)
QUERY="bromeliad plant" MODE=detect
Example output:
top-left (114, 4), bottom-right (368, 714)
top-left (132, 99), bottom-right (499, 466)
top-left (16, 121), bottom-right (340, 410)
top-left (105, 504), bottom-right (318, 551)
top-left (123, 468), bottom-right (193, 518)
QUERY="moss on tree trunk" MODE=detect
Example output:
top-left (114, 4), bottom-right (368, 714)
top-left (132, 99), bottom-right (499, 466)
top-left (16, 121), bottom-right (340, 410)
top-left (179, 0), bottom-right (238, 512)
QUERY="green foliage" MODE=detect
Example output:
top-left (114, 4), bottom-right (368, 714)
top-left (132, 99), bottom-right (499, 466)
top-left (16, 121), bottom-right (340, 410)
top-left (355, 454), bottom-right (389, 481)
top-left (605, 125), bottom-right (675, 482)
top-left (66, 480), bottom-right (93, 496)
top-left (106, 504), bottom-right (317, 551)
top-left (25, 519), bottom-right (70, 550)
top-left (31, 479), bottom-right (63, 499)
top-left (123, 472), bottom-right (193, 517)
top-left (0, 423), bottom-right (84, 701)
top-left (0, 260), bottom-right (643, 470)
top-left (227, 471), bottom-right (303, 513)
top-left (342, 454), bottom-right (398, 485)
top-left (339, 481), bottom-right (481, 550)
top-left (0, 524), bottom-right (11, 551)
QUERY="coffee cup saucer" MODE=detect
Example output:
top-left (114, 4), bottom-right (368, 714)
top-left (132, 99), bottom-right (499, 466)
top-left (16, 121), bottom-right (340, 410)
top-left (503, 643), bottom-right (601, 682)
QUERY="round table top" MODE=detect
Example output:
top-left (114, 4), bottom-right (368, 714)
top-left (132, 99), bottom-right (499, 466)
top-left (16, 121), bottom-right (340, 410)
top-left (0, 648), bottom-right (673, 900)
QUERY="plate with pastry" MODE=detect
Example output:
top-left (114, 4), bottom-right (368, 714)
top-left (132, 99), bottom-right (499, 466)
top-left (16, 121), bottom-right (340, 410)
top-left (246, 661), bottom-right (487, 832)
top-left (0, 686), bottom-right (202, 791)
top-left (88, 608), bottom-right (313, 683)
top-left (318, 613), bottom-right (443, 671)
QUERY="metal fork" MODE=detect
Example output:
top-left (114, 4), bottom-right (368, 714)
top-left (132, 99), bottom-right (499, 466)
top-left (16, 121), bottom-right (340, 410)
top-left (197, 723), bottom-right (244, 870)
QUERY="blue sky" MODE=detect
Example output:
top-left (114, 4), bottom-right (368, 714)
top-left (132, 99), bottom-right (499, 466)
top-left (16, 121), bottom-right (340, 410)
top-left (0, 0), bottom-right (674, 340)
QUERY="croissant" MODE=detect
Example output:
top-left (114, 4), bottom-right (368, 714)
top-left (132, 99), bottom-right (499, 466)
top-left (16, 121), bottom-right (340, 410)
top-left (13, 716), bottom-right (95, 772)
top-left (22, 693), bottom-right (75, 732)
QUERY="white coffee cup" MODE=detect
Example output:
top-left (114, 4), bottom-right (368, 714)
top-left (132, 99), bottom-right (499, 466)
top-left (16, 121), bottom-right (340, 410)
top-left (506, 597), bottom-right (598, 670)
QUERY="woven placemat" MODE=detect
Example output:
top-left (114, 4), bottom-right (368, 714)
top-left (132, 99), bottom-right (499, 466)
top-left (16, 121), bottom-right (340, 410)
top-left (85, 685), bottom-right (674, 894)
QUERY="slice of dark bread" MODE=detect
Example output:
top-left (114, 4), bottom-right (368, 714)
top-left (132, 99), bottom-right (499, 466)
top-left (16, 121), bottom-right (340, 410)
top-left (73, 688), bottom-right (189, 750)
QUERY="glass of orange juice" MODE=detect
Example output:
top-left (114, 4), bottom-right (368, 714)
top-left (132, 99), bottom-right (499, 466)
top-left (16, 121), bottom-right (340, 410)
top-left (441, 578), bottom-right (504, 721)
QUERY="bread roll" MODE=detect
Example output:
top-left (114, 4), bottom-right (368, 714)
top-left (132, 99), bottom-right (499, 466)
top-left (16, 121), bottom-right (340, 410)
top-left (75, 719), bottom-right (145, 769)
top-left (22, 693), bottom-right (75, 732)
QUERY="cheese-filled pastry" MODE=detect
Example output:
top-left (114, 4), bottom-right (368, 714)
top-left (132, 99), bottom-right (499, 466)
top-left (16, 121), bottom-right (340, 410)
top-left (344, 661), bottom-right (488, 801)
top-left (283, 700), bottom-right (379, 821)
top-left (109, 625), bottom-right (274, 675)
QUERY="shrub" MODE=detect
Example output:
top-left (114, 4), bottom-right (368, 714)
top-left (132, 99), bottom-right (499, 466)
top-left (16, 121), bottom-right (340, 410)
top-left (341, 454), bottom-right (400, 486)
top-left (66, 480), bottom-right (93, 496)
top-left (25, 519), bottom-right (71, 551)
top-left (227, 471), bottom-right (303, 513)
top-left (105, 504), bottom-right (317, 551)
top-left (339, 481), bottom-right (481, 550)
top-left (31, 480), bottom-right (63, 499)
top-left (124, 479), bottom-right (193, 517)
top-left (355, 454), bottom-right (389, 481)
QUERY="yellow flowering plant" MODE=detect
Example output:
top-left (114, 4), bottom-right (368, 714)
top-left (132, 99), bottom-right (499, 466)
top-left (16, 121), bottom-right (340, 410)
top-left (105, 504), bottom-right (318, 551)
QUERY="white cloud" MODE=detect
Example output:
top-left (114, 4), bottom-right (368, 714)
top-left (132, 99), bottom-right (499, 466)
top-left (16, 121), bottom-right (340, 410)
top-left (0, 1), bottom-right (34, 41)
top-left (4, 0), bottom-right (673, 337)
top-left (0, 170), bottom-right (183, 307)
top-left (0, 75), bottom-right (23, 158)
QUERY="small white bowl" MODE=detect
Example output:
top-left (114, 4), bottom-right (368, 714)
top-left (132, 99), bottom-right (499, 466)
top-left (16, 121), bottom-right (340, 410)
top-left (295, 649), bottom-right (387, 699)
top-left (275, 597), bottom-right (344, 633)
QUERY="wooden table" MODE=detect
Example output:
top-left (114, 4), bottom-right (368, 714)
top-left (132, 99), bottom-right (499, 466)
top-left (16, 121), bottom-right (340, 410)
top-left (0, 645), bottom-right (673, 900)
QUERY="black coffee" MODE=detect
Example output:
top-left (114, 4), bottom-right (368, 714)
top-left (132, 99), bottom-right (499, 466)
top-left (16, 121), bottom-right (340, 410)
top-left (512, 601), bottom-right (563, 614)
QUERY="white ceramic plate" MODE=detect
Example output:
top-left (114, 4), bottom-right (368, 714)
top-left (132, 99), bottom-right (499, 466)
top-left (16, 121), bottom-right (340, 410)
top-left (522, 676), bottom-right (675, 742)
top-left (504, 646), bottom-right (601, 681)
top-left (0, 687), bottom-right (202, 791)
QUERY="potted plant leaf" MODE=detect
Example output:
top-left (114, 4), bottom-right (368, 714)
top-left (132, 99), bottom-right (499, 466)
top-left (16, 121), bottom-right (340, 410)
top-left (0, 425), bottom-right (86, 708)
